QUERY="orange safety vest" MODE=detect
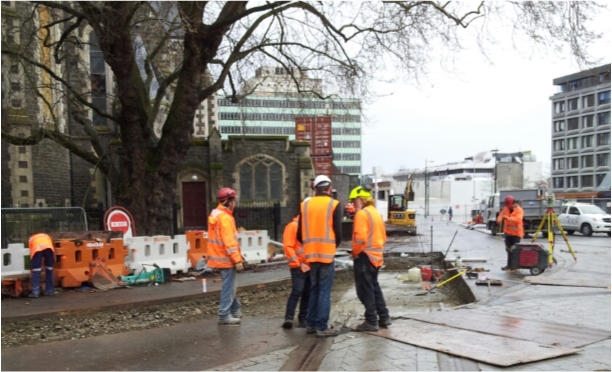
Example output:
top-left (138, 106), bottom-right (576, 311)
top-left (28, 233), bottom-right (54, 258)
top-left (283, 216), bottom-right (310, 272)
top-left (352, 205), bottom-right (387, 268)
top-left (207, 204), bottom-right (243, 269)
top-left (497, 205), bottom-right (524, 238)
top-left (300, 196), bottom-right (339, 264)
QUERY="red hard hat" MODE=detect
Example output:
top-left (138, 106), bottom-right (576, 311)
top-left (504, 195), bottom-right (515, 207)
top-left (217, 187), bottom-right (237, 202)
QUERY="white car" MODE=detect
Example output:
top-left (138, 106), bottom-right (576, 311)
top-left (558, 203), bottom-right (611, 237)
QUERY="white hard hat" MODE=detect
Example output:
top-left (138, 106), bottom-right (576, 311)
top-left (313, 175), bottom-right (331, 188)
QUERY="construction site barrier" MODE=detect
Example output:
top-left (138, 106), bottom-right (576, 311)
top-left (1, 243), bottom-right (30, 277)
top-left (124, 235), bottom-right (190, 275)
top-left (53, 238), bottom-right (129, 288)
top-left (238, 230), bottom-right (268, 264)
top-left (185, 231), bottom-right (208, 268)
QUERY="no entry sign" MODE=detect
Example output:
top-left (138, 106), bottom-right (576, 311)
top-left (104, 207), bottom-right (136, 238)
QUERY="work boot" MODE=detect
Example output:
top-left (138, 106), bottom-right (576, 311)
top-left (501, 266), bottom-right (509, 271)
top-left (218, 316), bottom-right (241, 326)
top-left (296, 320), bottom-right (307, 328)
top-left (378, 318), bottom-right (392, 328)
top-left (231, 311), bottom-right (243, 318)
top-left (316, 327), bottom-right (339, 338)
top-left (28, 292), bottom-right (39, 298)
top-left (306, 326), bottom-right (317, 334)
top-left (282, 319), bottom-right (293, 329)
top-left (355, 322), bottom-right (379, 332)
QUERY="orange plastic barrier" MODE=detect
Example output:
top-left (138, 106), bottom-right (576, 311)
top-left (185, 231), bottom-right (208, 268)
top-left (53, 238), bottom-right (129, 288)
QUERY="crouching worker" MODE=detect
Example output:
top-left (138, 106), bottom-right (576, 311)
top-left (28, 233), bottom-right (56, 298)
top-left (350, 187), bottom-right (391, 331)
top-left (282, 214), bottom-right (311, 329)
top-left (208, 187), bottom-right (245, 325)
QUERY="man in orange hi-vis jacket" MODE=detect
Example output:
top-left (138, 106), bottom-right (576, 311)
top-left (350, 186), bottom-right (391, 332)
top-left (207, 187), bottom-right (245, 325)
top-left (497, 195), bottom-right (524, 271)
top-left (28, 233), bottom-right (56, 298)
top-left (281, 214), bottom-right (311, 329)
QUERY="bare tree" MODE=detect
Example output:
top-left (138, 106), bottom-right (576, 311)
top-left (1, 1), bottom-right (605, 235)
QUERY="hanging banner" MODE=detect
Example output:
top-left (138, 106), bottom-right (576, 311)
top-left (104, 206), bottom-right (136, 238)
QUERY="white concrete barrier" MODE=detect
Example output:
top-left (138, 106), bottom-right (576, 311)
top-left (1, 243), bottom-right (30, 277)
top-left (124, 235), bottom-right (190, 274)
top-left (238, 230), bottom-right (269, 264)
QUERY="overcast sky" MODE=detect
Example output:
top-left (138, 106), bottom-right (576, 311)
top-left (361, 7), bottom-right (612, 176)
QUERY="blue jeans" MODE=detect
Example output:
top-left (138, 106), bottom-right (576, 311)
top-left (307, 262), bottom-right (335, 331)
top-left (30, 249), bottom-right (55, 295)
top-left (218, 268), bottom-right (240, 320)
top-left (284, 268), bottom-right (311, 322)
top-left (353, 253), bottom-right (389, 325)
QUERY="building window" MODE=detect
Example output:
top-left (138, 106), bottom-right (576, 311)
top-left (19, 175), bottom-right (27, 183)
top-left (20, 190), bottom-right (28, 197)
top-left (598, 91), bottom-right (611, 105)
top-left (567, 156), bottom-right (579, 169)
top-left (553, 139), bottom-right (565, 151)
top-left (554, 101), bottom-right (565, 114)
top-left (553, 120), bottom-right (565, 132)
top-left (566, 176), bottom-right (579, 188)
top-left (596, 153), bottom-right (610, 167)
top-left (582, 115), bottom-right (594, 128)
top-left (89, 31), bottom-right (107, 127)
top-left (11, 99), bottom-right (22, 108)
top-left (553, 177), bottom-right (564, 188)
top-left (581, 154), bottom-right (594, 168)
top-left (567, 117), bottom-right (579, 130)
top-left (598, 111), bottom-right (611, 126)
top-left (567, 137), bottom-right (579, 150)
top-left (597, 132), bottom-right (610, 146)
top-left (581, 175), bottom-right (594, 188)
top-left (596, 173), bottom-right (607, 187)
top-left (583, 94), bottom-right (595, 108)
top-left (601, 71), bottom-right (611, 83)
top-left (568, 98), bottom-right (579, 111)
top-left (18, 161), bottom-right (27, 168)
top-left (553, 158), bottom-right (565, 170)
top-left (581, 135), bottom-right (593, 148)
top-left (239, 156), bottom-right (283, 202)
top-left (10, 82), bottom-right (21, 92)
top-left (18, 146), bottom-right (26, 154)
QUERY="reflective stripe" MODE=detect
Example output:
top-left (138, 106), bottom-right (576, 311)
top-left (364, 209), bottom-right (374, 248)
top-left (208, 239), bottom-right (223, 245)
top-left (208, 257), bottom-right (230, 263)
top-left (32, 268), bottom-right (42, 272)
top-left (302, 198), bottom-right (335, 245)
top-left (354, 238), bottom-right (366, 245)
top-left (296, 248), bottom-right (304, 255)
top-left (305, 253), bottom-right (335, 260)
top-left (288, 255), bottom-right (299, 262)
top-left (303, 237), bottom-right (336, 244)
top-left (226, 248), bottom-right (238, 254)
top-left (45, 267), bottom-right (53, 271)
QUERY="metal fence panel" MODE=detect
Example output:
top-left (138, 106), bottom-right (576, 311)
top-left (1, 207), bottom-right (88, 247)
top-left (233, 202), bottom-right (280, 241)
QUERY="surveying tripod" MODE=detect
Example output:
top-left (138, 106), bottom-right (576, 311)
top-left (532, 208), bottom-right (577, 268)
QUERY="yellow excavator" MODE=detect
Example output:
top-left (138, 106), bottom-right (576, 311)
top-left (386, 177), bottom-right (417, 235)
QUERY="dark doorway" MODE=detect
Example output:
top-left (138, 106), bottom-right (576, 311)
top-left (182, 182), bottom-right (207, 230)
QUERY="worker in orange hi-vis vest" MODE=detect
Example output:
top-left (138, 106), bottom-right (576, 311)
top-left (207, 187), bottom-right (245, 326)
top-left (281, 213), bottom-right (311, 329)
top-left (349, 186), bottom-right (391, 332)
top-left (28, 233), bottom-right (56, 298)
top-left (296, 175), bottom-right (343, 339)
top-left (497, 195), bottom-right (524, 271)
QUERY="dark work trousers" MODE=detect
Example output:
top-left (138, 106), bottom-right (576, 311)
top-left (284, 267), bottom-right (311, 322)
top-left (30, 249), bottom-right (55, 295)
top-left (307, 262), bottom-right (335, 331)
top-left (504, 234), bottom-right (521, 267)
top-left (353, 253), bottom-right (389, 325)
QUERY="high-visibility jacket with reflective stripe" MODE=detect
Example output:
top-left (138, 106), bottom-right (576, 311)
top-left (300, 196), bottom-right (339, 264)
top-left (283, 216), bottom-right (310, 272)
top-left (497, 205), bottom-right (524, 238)
top-left (207, 204), bottom-right (243, 269)
top-left (352, 205), bottom-right (386, 268)
top-left (28, 233), bottom-right (54, 258)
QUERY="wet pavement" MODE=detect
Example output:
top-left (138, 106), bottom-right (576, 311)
top-left (2, 219), bottom-right (610, 370)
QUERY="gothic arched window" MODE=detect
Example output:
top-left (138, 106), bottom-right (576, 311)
top-left (89, 31), bottom-right (106, 127)
top-left (239, 156), bottom-right (283, 202)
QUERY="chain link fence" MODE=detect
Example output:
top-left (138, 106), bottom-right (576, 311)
top-left (1, 207), bottom-right (89, 247)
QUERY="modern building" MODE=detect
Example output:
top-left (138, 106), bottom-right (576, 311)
top-left (550, 64), bottom-right (611, 198)
top-left (217, 67), bottom-right (362, 175)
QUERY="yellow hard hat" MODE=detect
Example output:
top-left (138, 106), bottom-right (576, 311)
top-left (348, 186), bottom-right (372, 202)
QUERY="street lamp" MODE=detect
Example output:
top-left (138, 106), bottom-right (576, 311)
top-left (424, 159), bottom-right (434, 218)
top-left (491, 148), bottom-right (499, 193)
